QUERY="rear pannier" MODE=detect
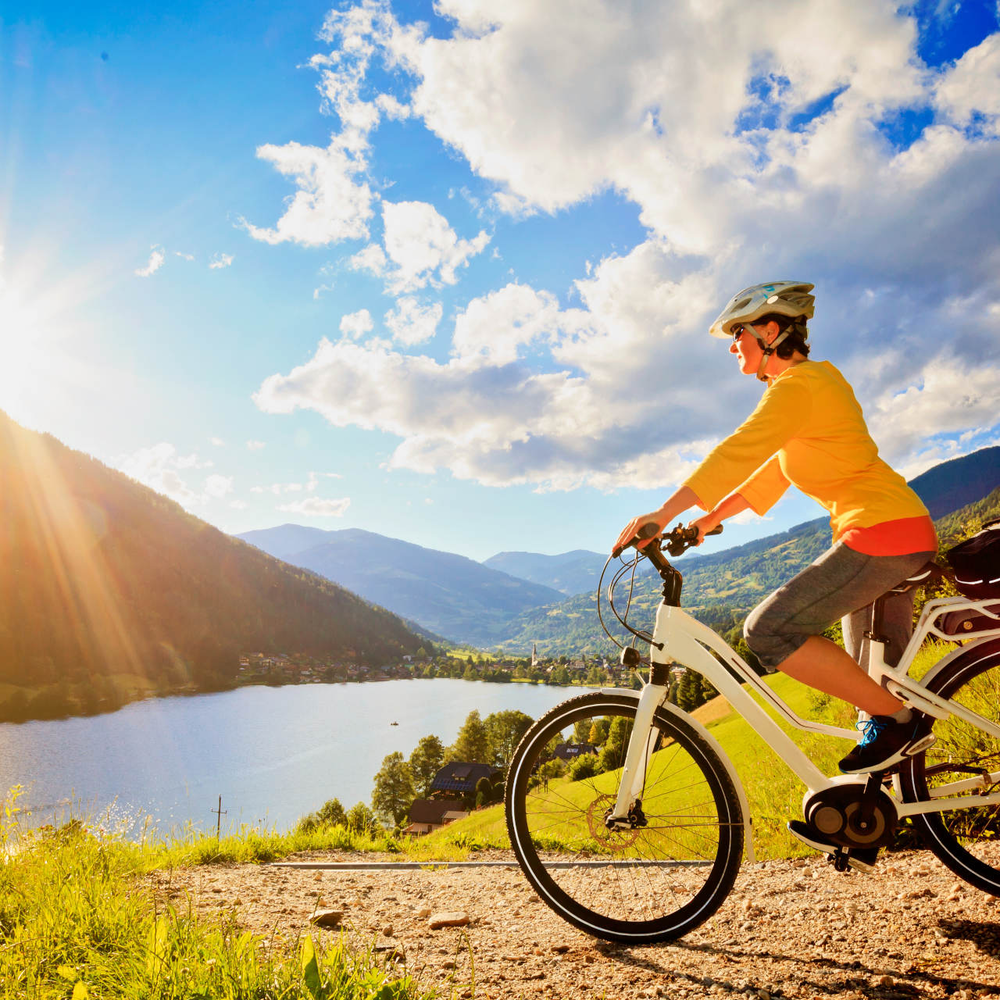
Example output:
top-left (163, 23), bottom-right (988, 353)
top-left (947, 518), bottom-right (1000, 600)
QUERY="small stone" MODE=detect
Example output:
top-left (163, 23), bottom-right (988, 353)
top-left (313, 872), bottom-right (322, 882)
top-left (382, 925), bottom-right (393, 937)
top-left (428, 911), bottom-right (470, 929)
top-left (416, 907), bottom-right (432, 918)
top-left (310, 909), bottom-right (344, 929)
top-left (878, 977), bottom-right (894, 987)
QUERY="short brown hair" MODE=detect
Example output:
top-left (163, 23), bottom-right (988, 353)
top-left (758, 312), bottom-right (810, 359)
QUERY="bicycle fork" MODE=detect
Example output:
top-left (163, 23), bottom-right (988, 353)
top-left (606, 665), bottom-right (671, 829)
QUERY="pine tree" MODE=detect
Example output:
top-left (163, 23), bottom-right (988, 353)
top-left (448, 709), bottom-right (489, 763)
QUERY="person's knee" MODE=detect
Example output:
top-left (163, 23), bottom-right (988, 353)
top-left (744, 609), bottom-right (802, 673)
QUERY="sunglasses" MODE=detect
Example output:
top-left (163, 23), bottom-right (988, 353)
top-left (731, 323), bottom-right (756, 341)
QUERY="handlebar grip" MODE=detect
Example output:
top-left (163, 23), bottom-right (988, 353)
top-left (636, 522), bottom-right (662, 540)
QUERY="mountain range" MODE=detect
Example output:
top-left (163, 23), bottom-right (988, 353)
top-left (242, 446), bottom-right (999, 651)
top-left (237, 526), bottom-right (566, 649)
top-left (0, 411), bottom-right (430, 723)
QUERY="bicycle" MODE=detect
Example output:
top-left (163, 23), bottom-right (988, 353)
top-left (504, 523), bottom-right (1000, 943)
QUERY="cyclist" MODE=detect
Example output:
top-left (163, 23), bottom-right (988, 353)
top-left (614, 280), bottom-right (938, 865)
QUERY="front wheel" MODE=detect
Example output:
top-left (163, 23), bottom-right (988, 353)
top-left (505, 691), bottom-right (744, 943)
top-left (898, 637), bottom-right (1000, 894)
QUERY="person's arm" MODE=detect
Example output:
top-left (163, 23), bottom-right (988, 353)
top-left (613, 485), bottom-right (700, 555)
top-left (688, 492), bottom-right (751, 541)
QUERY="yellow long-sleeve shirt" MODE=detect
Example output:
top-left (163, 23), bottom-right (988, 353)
top-left (683, 360), bottom-right (929, 542)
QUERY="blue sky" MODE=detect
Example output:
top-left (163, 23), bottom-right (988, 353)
top-left (2, 0), bottom-right (998, 562)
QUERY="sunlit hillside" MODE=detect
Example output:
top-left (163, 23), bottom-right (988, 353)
top-left (0, 412), bottom-right (430, 723)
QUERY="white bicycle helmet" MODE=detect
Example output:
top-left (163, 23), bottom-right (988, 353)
top-left (709, 281), bottom-right (815, 381)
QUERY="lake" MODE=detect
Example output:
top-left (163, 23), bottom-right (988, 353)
top-left (0, 679), bottom-right (582, 838)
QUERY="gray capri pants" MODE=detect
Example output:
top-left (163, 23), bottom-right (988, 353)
top-left (744, 542), bottom-right (936, 671)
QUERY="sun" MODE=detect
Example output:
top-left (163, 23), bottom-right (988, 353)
top-left (0, 250), bottom-right (92, 430)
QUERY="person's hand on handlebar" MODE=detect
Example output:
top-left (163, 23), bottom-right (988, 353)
top-left (686, 513), bottom-right (722, 545)
top-left (613, 513), bottom-right (665, 558)
top-left (612, 486), bottom-right (701, 559)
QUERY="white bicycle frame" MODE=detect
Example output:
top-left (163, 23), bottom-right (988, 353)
top-left (608, 588), bottom-right (1000, 856)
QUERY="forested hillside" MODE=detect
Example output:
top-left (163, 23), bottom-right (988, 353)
top-left (0, 413), bottom-right (430, 722)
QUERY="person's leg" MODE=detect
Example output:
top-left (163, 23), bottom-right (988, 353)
top-left (778, 635), bottom-right (902, 716)
top-left (744, 543), bottom-right (931, 715)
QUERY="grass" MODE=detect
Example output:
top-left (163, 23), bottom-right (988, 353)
top-left (1, 789), bottom-right (440, 1000)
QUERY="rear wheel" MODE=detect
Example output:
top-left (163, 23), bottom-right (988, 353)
top-left (505, 691), bottom-right (744, 943)
top-left (898, 637), bottom-right (1000, 894)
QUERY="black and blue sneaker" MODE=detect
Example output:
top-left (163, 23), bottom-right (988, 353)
top-left (838, 714), bottom-right (936, 774)
top-left (787, 820), bottom-right (879, 873)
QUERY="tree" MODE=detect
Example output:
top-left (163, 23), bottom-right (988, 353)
top-left (409, 734), bottom-right (445, 796)
top-left (346, 801), bottom-right (380, 836)
top-left (372, 751), bottom-right (416, 828)
top-left (548, 665), bottom-right (571, 685)
top-left (297, 797), bottom-right (347, 833)
top-left (588, 718), bottom-right (610, 746)
top-left (598, 716), bottom-right (633, 772)
top-left (448, 709), bottom-right (489, 763)
top-left (475, 775), bottom-right (493, 808)
top-left (484, 710), bottom-right (533, 767)
top-left (675, 668), bottom-right (700, 711)
top-left (568, 754), bottom-right (599, 782)
top-left (317, 798), bottom-right (345, 826)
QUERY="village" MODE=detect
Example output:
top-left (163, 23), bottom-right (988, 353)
top-left (235, 647), bottom-right (641, 688)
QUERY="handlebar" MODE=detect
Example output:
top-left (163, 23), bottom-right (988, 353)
top-left (612, 522), bottom-right (723, 560)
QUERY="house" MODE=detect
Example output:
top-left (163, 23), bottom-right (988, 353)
top-left (404, 798), bottom-right (467, 836)
top-left (552, 742), bottom-right (598, 761)
top-left (430, 762), bottom-right (501, 796)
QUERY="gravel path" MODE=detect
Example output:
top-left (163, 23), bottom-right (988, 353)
top-left (148, 849), bottom-right (1000, 999)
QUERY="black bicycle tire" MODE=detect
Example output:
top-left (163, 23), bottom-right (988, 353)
top-left (505, 691), bottom-right (744, 943)
top-left (898, 636), bottom-right (1000, 894)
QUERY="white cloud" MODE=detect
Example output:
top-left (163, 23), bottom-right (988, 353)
top-left (210, 436), bottom-right (225, 446)
top-left (252, 481), bottom-right (304, 495)
top-left (340, 308), bottom-right (374, 340)
top-left (351, 200), bottom-right (489, 294)
top-left (248, 2), bottom-right (1000, 492)
top-left (451, 283), bottom-right (560, 365)
top-left (115, 444), bottom-right (220, 506)
top-left (175, 251), bottom-right (195, 261)
top-left (134, 246), bottom-right (165, 278)
top-left (383, 296), bottom-right (442, 345)
top-left (204, 474), bottom-right (234, 499)
top-left (867, 358), bottom-right (1000, 475)
top-left (278, 496), bottom-right (352, 517)
top-left (239, 141), bottom-right (374, 246)
top-left (246, 439), bottom-right (266, 450)
top-left (209, 252), bottom-right (234, 269)
top-left (256, 232), bottom-right (1000, 492)
top-left (239, 2), bottom-right (402, 249)
top-left (935, 33), bottom-right (1000, 135)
